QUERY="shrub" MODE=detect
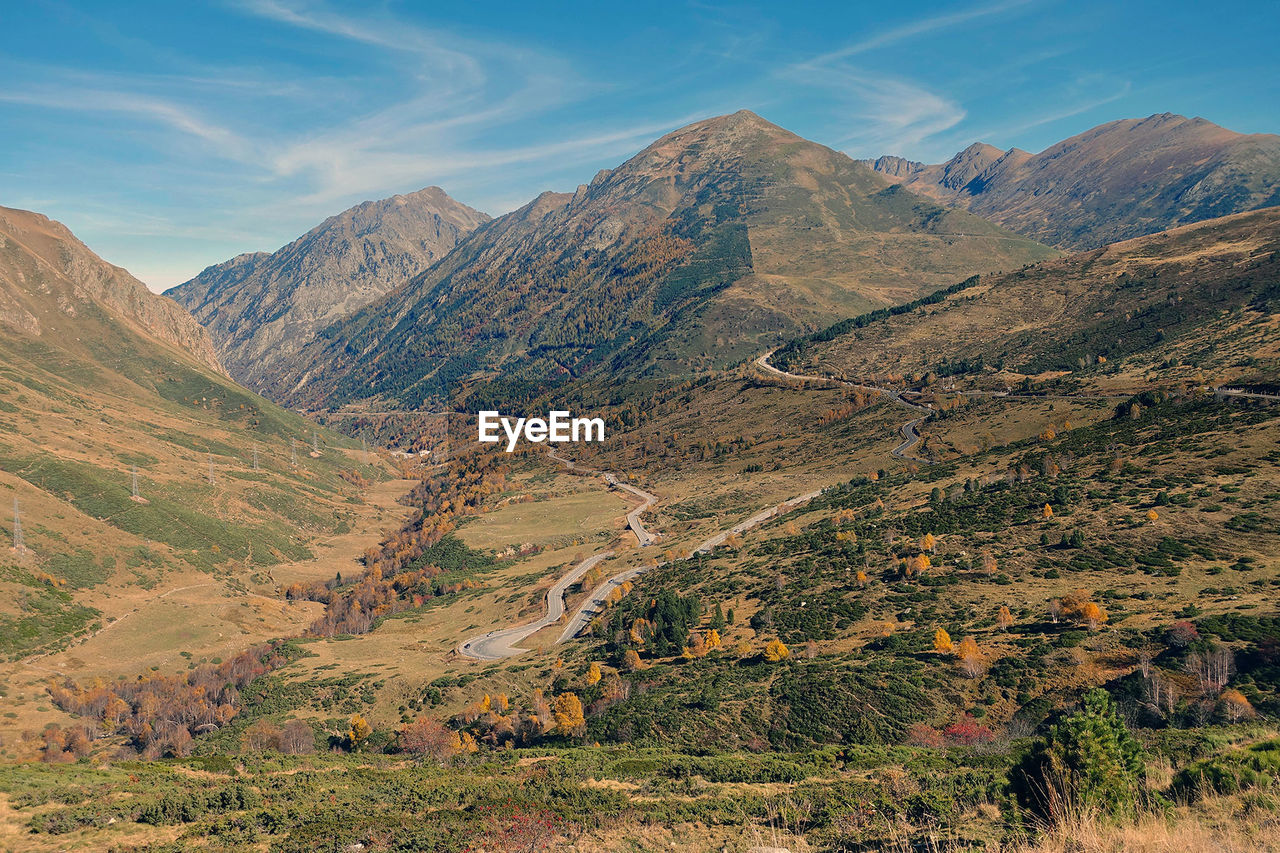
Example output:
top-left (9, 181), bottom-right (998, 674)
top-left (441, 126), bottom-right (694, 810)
top-left (1172, 738), bottom-right (1280, 800)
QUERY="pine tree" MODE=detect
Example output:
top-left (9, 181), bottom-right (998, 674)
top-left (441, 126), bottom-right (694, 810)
top-left (1011, 689), bottom-right (1146, 824)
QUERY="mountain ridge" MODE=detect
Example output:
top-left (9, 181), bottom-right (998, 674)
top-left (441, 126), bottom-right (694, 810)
top-left (862, 113), bottom-right (1280, 249)
top-left (167, 186), bottom-right (489, 390)
top-left (0, 205), bottom-right (224, 374)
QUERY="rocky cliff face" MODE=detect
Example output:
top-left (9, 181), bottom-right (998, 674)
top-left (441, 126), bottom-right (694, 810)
top-left (864, 114), bottom-right (1280, 249)
top-left (168, 186), bottom-right (488, 390)
top-left (0, 206), bottom-right (224, 373)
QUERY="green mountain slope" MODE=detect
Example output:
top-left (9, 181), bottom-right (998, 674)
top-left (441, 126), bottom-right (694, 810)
top-left (0, 206), bottom-right (375, 662)
top-left (778, 207), bottom-right (1280, 392)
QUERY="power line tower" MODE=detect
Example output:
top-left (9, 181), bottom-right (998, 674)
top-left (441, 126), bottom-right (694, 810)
top-left (290, 438), bottom-right (298, 468)
top-left (253, 444), bottom-right (260, 471)
top-left (132, 465), bottom-right (140, 499)
top-left (11, 497), bottom-right (24, 553)
top-left (207, 453), bottom-right (216, 486)
top-left (361, 437), bottom-right (369, 465)
top-left (312, 430), bottom-right (320, 455)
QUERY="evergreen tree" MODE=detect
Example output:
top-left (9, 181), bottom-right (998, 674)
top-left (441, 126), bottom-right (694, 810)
top-left (1010, 689), bottom-right (1146, 824)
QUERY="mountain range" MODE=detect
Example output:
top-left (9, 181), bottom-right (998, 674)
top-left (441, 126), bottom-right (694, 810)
top-left (863, 113), bottom-right (1280, 250)
top-left (264, 110), bottom-right (1054, 409)
top-left (162, 111), bottom-right (1280, 415)
top-left (167, 187), bottom-right (488, 391)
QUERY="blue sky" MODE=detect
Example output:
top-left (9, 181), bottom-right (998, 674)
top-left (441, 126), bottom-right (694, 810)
top-left (2, 1), bottom-right (1277, 291)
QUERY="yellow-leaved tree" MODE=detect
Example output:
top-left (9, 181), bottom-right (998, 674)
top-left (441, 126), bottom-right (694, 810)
top-left (957, 636), bottom-right (983, 678)
top-left (347, 713), bottom-right (372, 751)
top-left (764, 639), bottom-right (790, 663)
top-left (553, 692), bottom-right (586, 736)
top-left (997, 605), bottom-right (1014, 631)
top-left (585, 662), bottom-right (602, 685)
top-left (1220, 689), bottom-right (1254, 722)
top-left (907, 553), bottom-right (932, 577)
top-left (1082, 601), bottom-right (1107, 631)
top-left (934, 628), bottom-right (954, 654)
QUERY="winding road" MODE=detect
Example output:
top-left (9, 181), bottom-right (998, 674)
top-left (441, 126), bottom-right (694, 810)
top-left (555, 488), bottom-right (824, 644)
top-left (548, 450), bottom-right (659, 546)
top-left (459, 447), bottom-right (823, 659)
top-left (459, 452), bottom-right (660, 660)
top-left (458, 552), bottom-right (612, 660)
top-left (458, 355), bottom-right (1276, 661)
top-left (754, 351), bottom-right (936, 464)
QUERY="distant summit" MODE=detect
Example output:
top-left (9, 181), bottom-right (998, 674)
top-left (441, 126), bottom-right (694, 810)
top-left (862, 113), bottom-right (1280, 249)
top-left (168, 186), bottom-right (488, 391)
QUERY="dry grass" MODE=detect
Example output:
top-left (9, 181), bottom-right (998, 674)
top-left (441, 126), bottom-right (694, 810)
top-left (1013, 792), bottom-right (1280, 853)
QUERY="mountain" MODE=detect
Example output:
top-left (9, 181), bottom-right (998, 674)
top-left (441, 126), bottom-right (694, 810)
top-left (0, 206), bottom-right (376, 666)
top-left (272, 110), bottom-right (1055, 409)
top-left (1, 206), bottom-right (223, 373)
top-left (167, 186), bottom-right (489, 390)
top-left (863, 114), bottom-right (1280, 250)
top-left (777, 206), bottom-right (1280, 390)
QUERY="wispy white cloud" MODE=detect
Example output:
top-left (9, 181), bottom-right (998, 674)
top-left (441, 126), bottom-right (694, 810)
top-left (0, 87), bottom-right (256, 160)
top-left (3, 1), bottom-right (670, 286)
top-left (975, 81), bottom-right (1134, 142)
top-left (779, 0), bottom-right (1043, 158)
top-left (775, 58), bottom-right (967, 158)
top-left (236, 0), bottom-right (486, 86)
top-left (802, 0), bottom-right (1038, 65)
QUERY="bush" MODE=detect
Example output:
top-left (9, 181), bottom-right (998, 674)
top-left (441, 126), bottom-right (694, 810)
top-left (1172, 738), bottom-right (1280, 800)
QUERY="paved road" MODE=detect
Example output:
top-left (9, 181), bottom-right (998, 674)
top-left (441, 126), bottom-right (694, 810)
top-left (1216, 388), bottom-right (1280, 401)
top-left (458, 552), bottom-right (612, 660)
top-left (893, 414), bottom-right (930, 460)
top-left (548, 449), bottom-right (659, 546)
top-left (603, 473), bottom-right (659, 546)
top-left (459, 451), bottom-right (660, 660)
top-left (557, 489), bottom-right (823, 643)
top-left (755, 351), bottom-right (936, 465)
